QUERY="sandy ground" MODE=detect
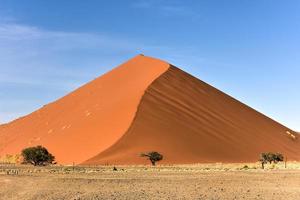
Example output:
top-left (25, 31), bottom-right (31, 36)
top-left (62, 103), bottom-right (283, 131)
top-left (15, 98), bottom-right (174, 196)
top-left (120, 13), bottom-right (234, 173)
top-left (1, 163), bottom-right (300, 200)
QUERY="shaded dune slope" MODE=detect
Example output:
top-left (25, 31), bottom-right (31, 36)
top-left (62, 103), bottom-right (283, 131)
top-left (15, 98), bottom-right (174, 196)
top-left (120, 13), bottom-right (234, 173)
top-left (84, 66), bottom-right (300, 165)
top-left (0, 55), bottom-right (169, 164)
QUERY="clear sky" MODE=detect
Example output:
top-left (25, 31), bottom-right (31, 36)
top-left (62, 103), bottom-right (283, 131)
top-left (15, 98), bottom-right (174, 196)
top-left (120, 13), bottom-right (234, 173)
top-left (0, 0), bottom-right (299, 131)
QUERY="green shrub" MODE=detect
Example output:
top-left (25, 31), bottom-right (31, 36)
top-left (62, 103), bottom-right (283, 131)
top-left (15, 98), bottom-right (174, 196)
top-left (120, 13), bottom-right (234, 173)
top-left (21, 145), bottom-right (55, 166)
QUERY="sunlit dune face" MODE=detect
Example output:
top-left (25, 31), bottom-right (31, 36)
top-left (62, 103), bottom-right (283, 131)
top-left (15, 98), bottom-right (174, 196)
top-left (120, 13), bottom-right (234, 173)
top-left (0, 55), bottom-right (169, 164)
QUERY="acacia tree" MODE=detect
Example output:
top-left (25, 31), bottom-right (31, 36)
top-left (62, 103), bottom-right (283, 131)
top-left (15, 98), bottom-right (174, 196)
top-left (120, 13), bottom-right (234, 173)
top-left (259, 152), bottom-right (284, 169)
top-left (141, 151), bottom-right (163, 166)
top-left (21, 145), bottom-right (55, 166)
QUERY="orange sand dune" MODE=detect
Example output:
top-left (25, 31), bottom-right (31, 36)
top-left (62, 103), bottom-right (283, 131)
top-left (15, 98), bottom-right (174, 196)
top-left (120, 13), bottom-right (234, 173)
top-left (84, 66), bottom-right (300, 164)
top-left (1, 55), bottom-right (299, 165)
top-left (0, 55), bottom-right (169, 164)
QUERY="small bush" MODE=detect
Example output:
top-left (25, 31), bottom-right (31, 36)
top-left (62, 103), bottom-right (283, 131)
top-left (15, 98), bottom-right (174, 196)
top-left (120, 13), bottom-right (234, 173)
top-left (0, 154), bottom-right (21, 164)
top-left (242, 165), bottom-right (249, 170)
top-left (270, 164), bottom-right (276, 169)
top-left (141, 151), bottom-right (163, 166)
top-left (21, 145), bottom-right (55, 166)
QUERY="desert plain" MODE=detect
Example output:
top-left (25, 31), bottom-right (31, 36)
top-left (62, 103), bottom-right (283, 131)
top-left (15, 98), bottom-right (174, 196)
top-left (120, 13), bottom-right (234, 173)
top-left (1, 162), bottom-right (300, 200)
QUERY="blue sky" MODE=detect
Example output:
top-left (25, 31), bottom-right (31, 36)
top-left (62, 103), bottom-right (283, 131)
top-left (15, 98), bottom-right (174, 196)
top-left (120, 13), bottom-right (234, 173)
top-left (0, 0), bottom-right (299, 131)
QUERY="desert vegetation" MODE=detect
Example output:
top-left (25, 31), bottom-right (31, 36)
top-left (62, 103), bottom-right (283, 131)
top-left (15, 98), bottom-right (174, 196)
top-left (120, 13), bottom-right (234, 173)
top-left (141, 151), bottom-right (163, 166)
top-left (0, 154), bottom-right (21, 164)
top-left (259, 152), bottom-right (284, 169)
top-left (21, 145), bottom-right (55, 166)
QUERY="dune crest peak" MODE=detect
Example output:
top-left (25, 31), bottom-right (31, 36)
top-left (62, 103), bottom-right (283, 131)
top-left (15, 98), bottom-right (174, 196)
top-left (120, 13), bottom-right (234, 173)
top-left (0, 55), bottom-right (169, 164)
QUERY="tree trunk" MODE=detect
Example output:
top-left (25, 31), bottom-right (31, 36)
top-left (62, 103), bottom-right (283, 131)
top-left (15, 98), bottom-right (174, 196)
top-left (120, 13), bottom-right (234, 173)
top-left (151, 160), bottom-right (155, 166)
top-left (285, 157), bottom-right (287, 169)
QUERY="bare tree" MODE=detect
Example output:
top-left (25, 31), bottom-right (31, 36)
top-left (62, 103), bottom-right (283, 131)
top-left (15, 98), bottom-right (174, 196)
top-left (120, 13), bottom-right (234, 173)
top-left (141, 151), bottom-right (163, 166)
